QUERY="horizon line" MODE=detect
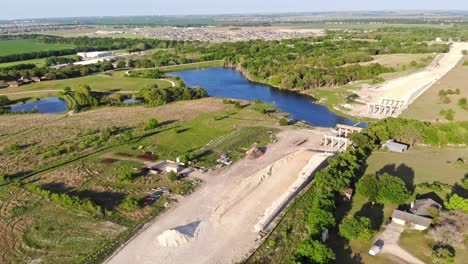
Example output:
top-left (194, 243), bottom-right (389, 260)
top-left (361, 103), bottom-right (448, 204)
top-left (2, 9), bottom-right (468, 22)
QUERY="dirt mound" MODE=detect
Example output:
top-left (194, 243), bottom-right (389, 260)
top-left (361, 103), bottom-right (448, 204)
top-left (157, 221), bottom-right (201, 247)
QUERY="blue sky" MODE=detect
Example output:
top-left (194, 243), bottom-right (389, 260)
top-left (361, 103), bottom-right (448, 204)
top-left (2, 0), bottom-right (468, 20)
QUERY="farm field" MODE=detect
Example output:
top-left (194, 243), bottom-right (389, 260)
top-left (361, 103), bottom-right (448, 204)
top-left (0, 98), bottom-right (280, 263)
top-left (0, 39), bottom-right (75, 56)
top-left (402, 55), bottom-right (468, 122)
top-left (0, 75), bottom-right (174, 100)
top-left (365, 146), bottom-right (467, 185)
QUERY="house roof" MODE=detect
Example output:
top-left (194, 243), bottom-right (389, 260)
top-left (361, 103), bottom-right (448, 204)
top-left (166, 163), bottom-right (180, 169)
top-left (344, 187), bottom-right (353, 196)
top-left (391, 210), bottom-right (432, 227)
top-left (383, 140), bottom-right (408, 149)
top-left (410, 198), bottom-right (441, 217)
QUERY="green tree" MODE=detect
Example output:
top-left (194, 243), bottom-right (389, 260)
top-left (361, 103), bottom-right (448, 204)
top-left (356, 174), bottom-right (379, 202)
top-left (0, 95), bottom-right (10, 106)
top-left (376, 173), bottom-right (409, 205)
top-left (294, 239), bottom-right (336, 264)
top-left (307, 208), bottom-right (336, 236)
top-left (445, 194), bottom-right (468, 213)
top-left (339, 216), bottom-right (375, 241)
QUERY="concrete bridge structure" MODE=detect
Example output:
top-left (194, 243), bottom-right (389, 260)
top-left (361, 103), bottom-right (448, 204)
top-left (367, 98), bottom-right (405, 117)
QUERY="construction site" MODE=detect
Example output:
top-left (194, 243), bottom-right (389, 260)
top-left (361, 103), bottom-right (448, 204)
top-left (105, 126), bottom-right (355, 264)
top-left (350, 42), bottom-right (468, 118)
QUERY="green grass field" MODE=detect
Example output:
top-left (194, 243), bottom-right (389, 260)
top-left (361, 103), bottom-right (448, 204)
top-left (403, 56), bottom-right (468, 122)
top-left (0, 75), bottom-right (174, 100)
top-left (0, 39), bottom-right (75, 56)
top-left (399, 229), bottom-right (468, 264)
top-left (365, 146), bottom-right (467, 186)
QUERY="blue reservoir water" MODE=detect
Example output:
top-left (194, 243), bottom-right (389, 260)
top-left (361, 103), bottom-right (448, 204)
top-left (11, 97), bottom-right (68, 113)
top-left (169, 67), bottom-right (361, 127)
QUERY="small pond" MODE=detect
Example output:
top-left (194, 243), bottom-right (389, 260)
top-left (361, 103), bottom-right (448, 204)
top-left (11, 97), bottom-right (68, 113)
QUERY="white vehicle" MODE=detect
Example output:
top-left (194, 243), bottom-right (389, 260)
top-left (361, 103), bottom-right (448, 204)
top-left (369, 240), bottom-right (384, 256)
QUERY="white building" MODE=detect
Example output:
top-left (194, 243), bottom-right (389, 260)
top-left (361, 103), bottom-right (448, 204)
top-left (165, 163), bottom-right (181, 173)
top-left (77, 51), bottom-right (112, 60)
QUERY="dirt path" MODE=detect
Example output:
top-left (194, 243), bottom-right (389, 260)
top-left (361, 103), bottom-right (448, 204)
top-left (377, 223), bottom-right (425, 264)
top-left (106, 128), bottom-right (331, 264)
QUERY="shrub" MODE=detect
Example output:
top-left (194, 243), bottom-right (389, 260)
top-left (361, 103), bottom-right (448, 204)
top-left (7, 143), bottom-right (20, 152)
top-left (371, 76), bottom-right (384, 84)
top-left (168, 171), bottom-right (178, 182)
top-left (432, 245), bottom-right (455, 264)
top-left (279, 118), bottom-right (288, 126)
top-left (0, 173), bottom-right (8, 181)
top-left (121, 196), bottom-right (139, 211)
top-left (438, 90), bottom-right (448, 97)
top-left (145, 118), bottom-right (159, 130)
top-left (457, 98), bottom-right (467, 110)
top-left (445, 194), bottom-right (468, 212)
top-left (445, 109), bottom-right (455, 121)
top-left (24, 184), bottom-right (102, 215)
top-left (117, 165), bottom-right (138, 183)
top-left (0, 95), bottom-right (10, 106)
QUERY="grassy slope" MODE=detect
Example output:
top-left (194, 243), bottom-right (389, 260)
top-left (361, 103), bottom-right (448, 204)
top-left (402, 55), bottom-right (468, 122)
top-left (0, 39), bottom-right (75, 56)
top-left (364, 146), bottom-right (467, 186)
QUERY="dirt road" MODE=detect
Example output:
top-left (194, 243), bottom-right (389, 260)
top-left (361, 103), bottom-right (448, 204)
top-left (106, 128), bottom-right (331, 264)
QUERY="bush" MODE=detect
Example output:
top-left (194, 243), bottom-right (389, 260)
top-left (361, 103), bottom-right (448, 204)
top-left (24, 183), bottom-right (103, 215)
top-left (445, 194), bottom-right (468, 212)
top-left (279, 118), bottom-right (288, 126)
top-left (445, 109), bottom-right (455, 121)
top-left (145, 118), bottom-right (159, 130)
top-left (168, 171), bottom-right (178, 182)
top-left (121, 196), bottom-right (139, 211)
top-left (339, 216), bottom-right (375, 241)
top-left (117, 165), bottom-right (138, 183)
top-left (0, 173), bottom-right (8, 181)
top-left (457, 98), bottom-right (467, 110)
top-left (432, 245), bottom-right (455, 264)
top-left (439, 90), bottom-right (448, 97)
top-left (0, 95), bottom-right (10, 106)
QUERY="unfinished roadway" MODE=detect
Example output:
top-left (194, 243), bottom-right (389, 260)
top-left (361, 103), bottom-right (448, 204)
top-left (351, 42), bottom-right (468, 118)
top-left (106, 128), bottom-right (333, 264)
